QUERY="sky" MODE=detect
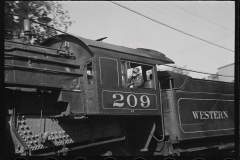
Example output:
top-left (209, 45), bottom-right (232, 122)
top-left (57, 1), bottom-right (235, 79)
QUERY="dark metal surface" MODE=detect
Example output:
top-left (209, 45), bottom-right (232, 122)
top-left (181, 78), bottom-right (234, 94)
top-left (178, 98), bottom-right (234, 132)
top-left (158, 71), bottom-right (191, 89)
top-left (162, 78), bottom-right (234, 141)
top-left (58, 91), bottom-right (84, 114)
top-left (5, 40), bottom-right (82, 91)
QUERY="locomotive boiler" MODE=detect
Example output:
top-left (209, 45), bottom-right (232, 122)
top-left (4, 33), bottom-right (235, 157)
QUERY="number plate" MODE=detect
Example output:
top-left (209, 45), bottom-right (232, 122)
top-left (102, 90), bottom-right (158, 110)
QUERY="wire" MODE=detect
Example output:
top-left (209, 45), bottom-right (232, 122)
top-left (110, 1), bottom-right (234, 52)
top-left (183, 3), bottom-right (234, 23)
top-left (169, 33), bottom-right (234, 57)
top-left (170, 2), bottom-right (234, 33)
top-left (162, 64), bottom-right (234, 77)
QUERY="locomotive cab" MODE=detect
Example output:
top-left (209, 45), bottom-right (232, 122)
top-left (42, 35), bottom-right (176, 155)
top-left (42, 35), bottom-right (174, 116)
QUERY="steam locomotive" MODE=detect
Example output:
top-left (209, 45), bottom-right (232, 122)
top-left (4, 32), bottom-right (234, 156)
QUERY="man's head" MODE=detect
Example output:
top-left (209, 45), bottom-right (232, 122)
top-left (132, 67), bottom-right (140, 77)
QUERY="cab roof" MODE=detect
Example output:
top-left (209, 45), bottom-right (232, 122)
top-left (42, 34), bottom-right (174, 64)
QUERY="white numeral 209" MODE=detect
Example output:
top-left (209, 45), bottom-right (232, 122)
top-left (112, 94), bottom-right (124, 107)
top-left (112, 93), bottom-right (150, 108)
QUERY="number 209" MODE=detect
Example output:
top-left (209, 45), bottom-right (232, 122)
top-left (112, 93), bottom-right (150, 108)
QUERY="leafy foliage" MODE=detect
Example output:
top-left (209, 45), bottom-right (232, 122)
top-left (157, 65), bottom-right (190, 75)
top-left (168, 65), bottom-right (190, 75)
top-left (5, 1), bottom-right (75, 44)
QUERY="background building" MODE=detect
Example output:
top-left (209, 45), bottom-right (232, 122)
top-left (207, 74), bottom-right (219, 81)
top-left (207, 63), bottom-right (234, 82)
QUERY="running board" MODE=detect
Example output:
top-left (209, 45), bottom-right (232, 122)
top-left (37, 136), bottom-right (125, 156)
top-left (177, 143), bottom-right (235, 153)
top-left (218, 143), bottom-right (235, 150)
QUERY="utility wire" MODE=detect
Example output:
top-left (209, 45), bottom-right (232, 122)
top-left (162, 64), bottom-right (234, 77)
top-left (110, 1), bottom-right (234, 52)
top-left (170, 2), bottom-right (234, 33)
top-left (169, 33), bottom-right (233, 57)
top-left (183, 3), bottom-right (234, 23)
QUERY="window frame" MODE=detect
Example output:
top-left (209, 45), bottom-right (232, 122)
top-left (120, 60), bottom-right (156, 90)
top-left (84, 59), bottom-right (94, 90)
top-left (99, 57), bottom-right (120, 87)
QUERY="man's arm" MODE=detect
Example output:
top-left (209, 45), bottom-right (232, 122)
top-left (133, 75), bottom-right (144, 88)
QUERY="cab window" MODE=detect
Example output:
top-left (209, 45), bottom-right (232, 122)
top-left (87, 61), bottom-right (93, 86)
top-left (99, 57), bottom-right (119, 87)
top-left (121, 61), bottom-right (155, 89)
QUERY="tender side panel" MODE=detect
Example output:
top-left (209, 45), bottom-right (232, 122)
top-left (178, 98), bottom-right (234, 133)
top-left (181, 78), bottom-right (234, 94)
top-left (163, 79), bottom-right (234, 141)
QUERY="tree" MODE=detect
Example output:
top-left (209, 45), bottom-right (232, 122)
top-left (168, 65), bottom-right (190, 75)
top-left (5, 1), bottom-right (75, 44)
top-left (157, 65), bottom-right (190, 76)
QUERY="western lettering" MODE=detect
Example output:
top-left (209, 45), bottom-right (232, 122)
top-left (205, 111), bottom-right (209, 119)
top-left (209, 111), bottom-right (213, 119)
top-left (202, 111), bottom-right (206, 119)
top-left (213, 111), bottom-right (218, 119)
top-left (192, 111), bottom-right (228, 120)
top-left (219, 111), bottom-right (223, 119)
top-left (223, 111), bottom-right (228, 118)
top-left (199, 111), bottom-right (203, 119)
top-left (217, 111), bottom-right (221, 119)
top-left (192, 111), bottom-right (199, 119)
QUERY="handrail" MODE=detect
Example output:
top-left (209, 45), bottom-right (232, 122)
top-left (5, 81), bottom-right (63, 89)
top-left (5, 53), bottom-right (80, 69)
top-left (5, 43), bottom-right (76, 59)
top-left (5, 64), bottom-right (82, 76)
top-left (37, 136), bottom-right (125, 156)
